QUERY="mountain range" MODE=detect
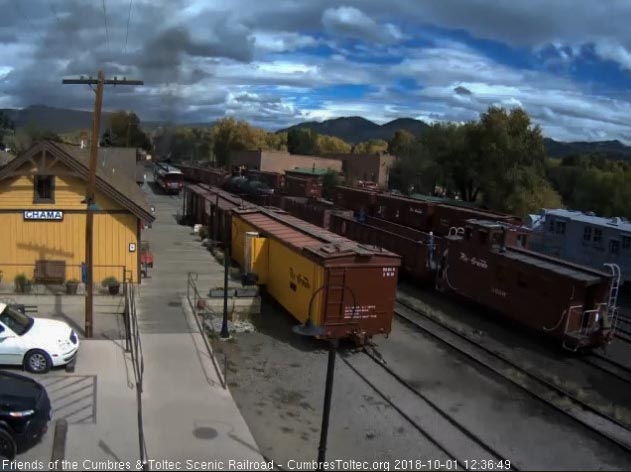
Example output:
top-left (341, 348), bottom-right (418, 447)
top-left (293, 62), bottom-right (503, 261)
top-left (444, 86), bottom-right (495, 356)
top-left (3, 105), bottom-right (631, 159)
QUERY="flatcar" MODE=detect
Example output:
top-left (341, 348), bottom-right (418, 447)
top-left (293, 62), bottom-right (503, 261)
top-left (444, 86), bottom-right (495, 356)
top-left (154, 163), bottom-right (184, 194)
top-left (436, 219), bottom-right (619, 350)
top-left (231, 207), bottom-right (401, 342)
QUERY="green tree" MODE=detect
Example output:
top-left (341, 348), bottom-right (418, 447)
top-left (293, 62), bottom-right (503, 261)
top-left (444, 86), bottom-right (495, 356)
top-left (352, 139), bottom-right (388, 154)
top-left (503, 167), bottom-right (563, 216)
top-left (211, 117), bottom-right (269, 166)
top-left (317, 134), bottom-right (352, 154)
top-left (266, 132), bottom-right (288, 151)
top-left (102, 110), bottom-right (151, 151)
top-left (13, 123), bottom-right (61, 155)
top-left (388, 129), bottom-right (416, 159)
top-left (287, 127), bottom-right (319, 155)
top-left (0, 111), bottom-right (15, 148)
top-left (322, 169), bottom-right (341, 200)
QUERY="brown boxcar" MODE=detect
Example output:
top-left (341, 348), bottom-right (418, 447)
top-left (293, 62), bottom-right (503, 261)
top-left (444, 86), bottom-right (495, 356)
top-left (284, 174), bottom-right (323, 199)
top-left (279, 196), bottom-right (351, 229)
top-left (329, 213), bottom-right (439, 282)
top-left (375, 193), bottom-right (436, 231)
top-left (437, 219), bottom-right (616, 350)
top-left (431, 204), bottom-right (521, 235)
top-left (231, 207), bottom-right (401, 342)
top-left (334, 185), bottom-right (379, 216)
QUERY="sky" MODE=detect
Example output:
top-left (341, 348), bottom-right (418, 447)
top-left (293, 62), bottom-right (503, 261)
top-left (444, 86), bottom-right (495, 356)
top-left (2, 0), bottom-right (631, 142)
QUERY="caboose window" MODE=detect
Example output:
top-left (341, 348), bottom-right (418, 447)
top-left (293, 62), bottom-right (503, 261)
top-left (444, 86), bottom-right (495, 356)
top-left (623, 236), bottom-right (631, 250)
top-left (583, 226), bottom-right (592, 241)
top-left (555, 221), bottom-right (566, 234)
top-left (593, 228), bottom-right (603, 244)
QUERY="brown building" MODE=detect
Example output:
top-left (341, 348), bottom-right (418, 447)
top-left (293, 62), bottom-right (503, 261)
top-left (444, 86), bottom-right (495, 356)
top-left (230, 150), bottom-right (343, 174)
top-left (324, 152), bottom-right (396, 189)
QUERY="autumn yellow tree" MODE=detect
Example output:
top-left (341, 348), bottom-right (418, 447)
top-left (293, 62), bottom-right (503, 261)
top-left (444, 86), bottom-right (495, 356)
top-left (317, 134), bottom-right (352, 154)
top-left (352, 139), bottom-right (388, 154)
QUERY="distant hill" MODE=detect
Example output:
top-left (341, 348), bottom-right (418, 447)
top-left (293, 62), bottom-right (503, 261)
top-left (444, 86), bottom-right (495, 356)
top-left (543, 138), bottom-right (631, 160)
top-left (0, 105), bottom-right (169, 134)
top-left (278, 116), bottom-right (429, 143)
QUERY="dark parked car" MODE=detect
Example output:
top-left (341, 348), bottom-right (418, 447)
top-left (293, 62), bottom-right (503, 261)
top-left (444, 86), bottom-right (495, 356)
top-left (0, 371), bottom-right (51, 459)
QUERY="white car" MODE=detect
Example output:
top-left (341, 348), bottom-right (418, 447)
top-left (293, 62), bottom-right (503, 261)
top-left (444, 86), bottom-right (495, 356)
top-left (0, 302), bottom-right (79, 374)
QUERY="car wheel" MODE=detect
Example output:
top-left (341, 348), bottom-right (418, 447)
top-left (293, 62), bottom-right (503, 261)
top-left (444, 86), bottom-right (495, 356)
top-left (24, 350), bottom-right (52, 374)
top-left (0, 427), bottom-right (16, 460)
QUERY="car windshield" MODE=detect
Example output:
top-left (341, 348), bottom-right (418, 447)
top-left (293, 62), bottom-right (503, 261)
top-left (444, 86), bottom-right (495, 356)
top-left (0, 305), bottom-right (34, 336)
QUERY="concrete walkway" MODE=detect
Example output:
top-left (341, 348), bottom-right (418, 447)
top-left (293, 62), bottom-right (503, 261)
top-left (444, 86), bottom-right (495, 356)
top-left (135, 186), bottom-right (263, 466)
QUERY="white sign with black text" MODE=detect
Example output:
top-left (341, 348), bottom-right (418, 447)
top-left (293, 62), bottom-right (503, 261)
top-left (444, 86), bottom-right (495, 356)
top-left (23, 210), bottom-right (64, 221)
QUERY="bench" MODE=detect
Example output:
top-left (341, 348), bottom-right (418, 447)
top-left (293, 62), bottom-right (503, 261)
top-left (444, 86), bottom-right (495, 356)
top-left (34, 260), bottom-right (66, 284)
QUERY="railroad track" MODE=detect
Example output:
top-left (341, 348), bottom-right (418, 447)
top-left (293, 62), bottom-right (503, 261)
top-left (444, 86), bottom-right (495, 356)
top-left (395, 299), bottom-right (631, 456)
top-left (339, 351), bottom-right (518, 471)
top-left (614, 315), bottom-right (631, 343)
top-left (583, 353), bottom-right (631, 386)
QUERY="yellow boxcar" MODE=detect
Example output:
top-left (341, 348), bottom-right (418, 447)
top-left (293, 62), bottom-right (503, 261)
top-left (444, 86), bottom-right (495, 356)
top-left (231, 208), bottom-right (401, 342)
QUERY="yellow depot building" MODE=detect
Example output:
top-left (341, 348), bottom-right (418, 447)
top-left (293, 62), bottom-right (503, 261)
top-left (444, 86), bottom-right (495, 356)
top-left (0, 140), bottom-right (154, 287)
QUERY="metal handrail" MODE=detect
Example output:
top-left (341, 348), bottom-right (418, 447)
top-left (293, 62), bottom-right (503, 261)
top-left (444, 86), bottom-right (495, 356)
top-left (124, 280), bottom-right (148, 469)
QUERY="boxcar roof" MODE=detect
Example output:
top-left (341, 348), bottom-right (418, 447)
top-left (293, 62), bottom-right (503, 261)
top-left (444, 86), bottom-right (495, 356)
top-left (235, 208), bottom-right (398, 260)
top-left (501, 249), bottom-right (605, 283)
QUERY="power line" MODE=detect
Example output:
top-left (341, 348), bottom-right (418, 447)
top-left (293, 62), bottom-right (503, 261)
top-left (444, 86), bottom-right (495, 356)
top-left (124, 0), bottom-right (133, 54)
top-left (101, 0), bottom-right (110, 52)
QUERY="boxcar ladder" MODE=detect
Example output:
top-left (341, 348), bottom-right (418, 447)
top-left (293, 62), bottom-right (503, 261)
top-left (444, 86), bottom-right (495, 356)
top-left (604, 263), bottom-right (621, 330)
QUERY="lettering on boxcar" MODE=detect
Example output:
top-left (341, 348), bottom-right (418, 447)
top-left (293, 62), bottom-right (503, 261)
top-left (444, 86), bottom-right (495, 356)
top-left (382, 267), bottom-right (397, 277)
top-left (409, 207), bottom-right (424, 215)
top-left (289, 267), bottom-right (310, 289)
top-left (491, 287), bottom-right (507, 297)
top-left (459, 252), bottom-right (488, 269)
top-left (344, 305), bottom-right (377, 318)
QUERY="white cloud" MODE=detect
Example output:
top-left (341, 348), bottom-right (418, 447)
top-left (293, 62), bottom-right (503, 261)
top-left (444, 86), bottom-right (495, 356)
top-left (593, 40), bottom-right (631, 71)
top-left (322, 6), bottom-right (403, 44)
top-left (253, 32), bottom-right (319, 53)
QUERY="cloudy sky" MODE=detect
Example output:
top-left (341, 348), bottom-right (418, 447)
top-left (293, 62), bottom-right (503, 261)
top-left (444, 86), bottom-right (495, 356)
top-left (2, 0), bottom-right (631, 142)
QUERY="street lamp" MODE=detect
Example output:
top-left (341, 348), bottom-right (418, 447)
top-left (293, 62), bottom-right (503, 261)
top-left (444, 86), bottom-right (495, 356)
top-left (293, 285), bottom-right (357, 471)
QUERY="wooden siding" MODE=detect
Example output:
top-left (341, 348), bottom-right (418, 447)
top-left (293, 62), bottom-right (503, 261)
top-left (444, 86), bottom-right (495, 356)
top-left (0, 169), bottom-right (140, 284)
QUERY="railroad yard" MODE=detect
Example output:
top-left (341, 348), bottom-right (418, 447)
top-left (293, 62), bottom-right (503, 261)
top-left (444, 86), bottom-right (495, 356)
top-left (175, 166), bottom-right (631, 470)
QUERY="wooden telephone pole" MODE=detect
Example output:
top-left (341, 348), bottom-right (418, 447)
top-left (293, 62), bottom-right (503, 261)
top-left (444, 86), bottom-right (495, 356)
top-left (62, 71), bottom-right (143, 337)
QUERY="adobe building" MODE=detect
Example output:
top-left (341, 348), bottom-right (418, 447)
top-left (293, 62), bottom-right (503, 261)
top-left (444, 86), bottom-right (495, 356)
top-left (324, 152), bottom-right (396, 189)
top-left (230, 149), bottom-right (343, 174)
top-left (0, 140), bottom-right (154, 288)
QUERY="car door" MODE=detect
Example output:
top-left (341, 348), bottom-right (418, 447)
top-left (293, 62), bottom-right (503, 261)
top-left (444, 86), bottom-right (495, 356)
top-left (0, 321), bottom-right (25, 365)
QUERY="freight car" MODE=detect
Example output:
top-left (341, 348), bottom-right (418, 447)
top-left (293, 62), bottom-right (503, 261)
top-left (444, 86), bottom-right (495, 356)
top-left (231, 207), bottom-right (401, 342)
top-left (334, 185), bottom-right (522, 236)
top-left (177, 163), bottom-right (231, 187)
top-left (329, 212), bottom-right (439, 283)
top-left (436, 219), bottom-right (619, 350)
top-left (182, 184), bottom-right (257, 244)
top-left (279, 196), bottom-right (352, 230)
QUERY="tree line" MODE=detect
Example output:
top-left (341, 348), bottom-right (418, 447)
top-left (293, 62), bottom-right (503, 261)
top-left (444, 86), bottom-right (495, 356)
top-left (4, 106), bottom-right (630, 219)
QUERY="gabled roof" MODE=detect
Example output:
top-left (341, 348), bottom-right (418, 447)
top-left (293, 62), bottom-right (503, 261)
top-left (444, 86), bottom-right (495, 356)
top-left (0, 140), bottom-right (154, 223)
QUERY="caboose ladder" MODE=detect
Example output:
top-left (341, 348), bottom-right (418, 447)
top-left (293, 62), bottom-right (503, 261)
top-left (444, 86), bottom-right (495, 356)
top-left (604, 263), bottom-right (621, 328)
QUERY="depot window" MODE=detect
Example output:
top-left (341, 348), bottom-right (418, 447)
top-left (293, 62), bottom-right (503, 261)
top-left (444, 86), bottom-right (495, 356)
top-left (34, 175), bottom-right (55, 203)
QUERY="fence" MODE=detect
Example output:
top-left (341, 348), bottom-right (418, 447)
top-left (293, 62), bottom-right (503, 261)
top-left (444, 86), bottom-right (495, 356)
top-left (123, 281), bottom-right (149, 469)
top-left (186, 272), bottom-right (227, 389)
top-left (0, 263), bottom-right (129, 295)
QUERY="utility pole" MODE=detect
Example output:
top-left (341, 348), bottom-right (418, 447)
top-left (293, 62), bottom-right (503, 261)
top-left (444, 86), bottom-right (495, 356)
top-left (63, 71), bottom-right (143, 338)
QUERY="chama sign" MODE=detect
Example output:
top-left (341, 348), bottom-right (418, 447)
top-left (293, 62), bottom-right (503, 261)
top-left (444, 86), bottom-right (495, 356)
top-left (23, 210), bottom-right (64, 221)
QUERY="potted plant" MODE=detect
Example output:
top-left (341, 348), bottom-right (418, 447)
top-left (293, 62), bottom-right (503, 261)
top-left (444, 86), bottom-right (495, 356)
top-left (14, 273), bottom-right (32, 293)
top-left (101, 276), bottom-right (120, 295)
top-left (66, 278), bottom-right (80, 295)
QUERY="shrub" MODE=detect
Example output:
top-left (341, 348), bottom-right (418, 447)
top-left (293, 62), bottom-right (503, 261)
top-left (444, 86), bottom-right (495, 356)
top-left (14, 273), bottom-right (31, 293)
top-left (101, 276), bottom-right (119, 287)
top-left (66, 278), bottom-right (80, 284)
top-left (199, 226), bottom-right (209, 240)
